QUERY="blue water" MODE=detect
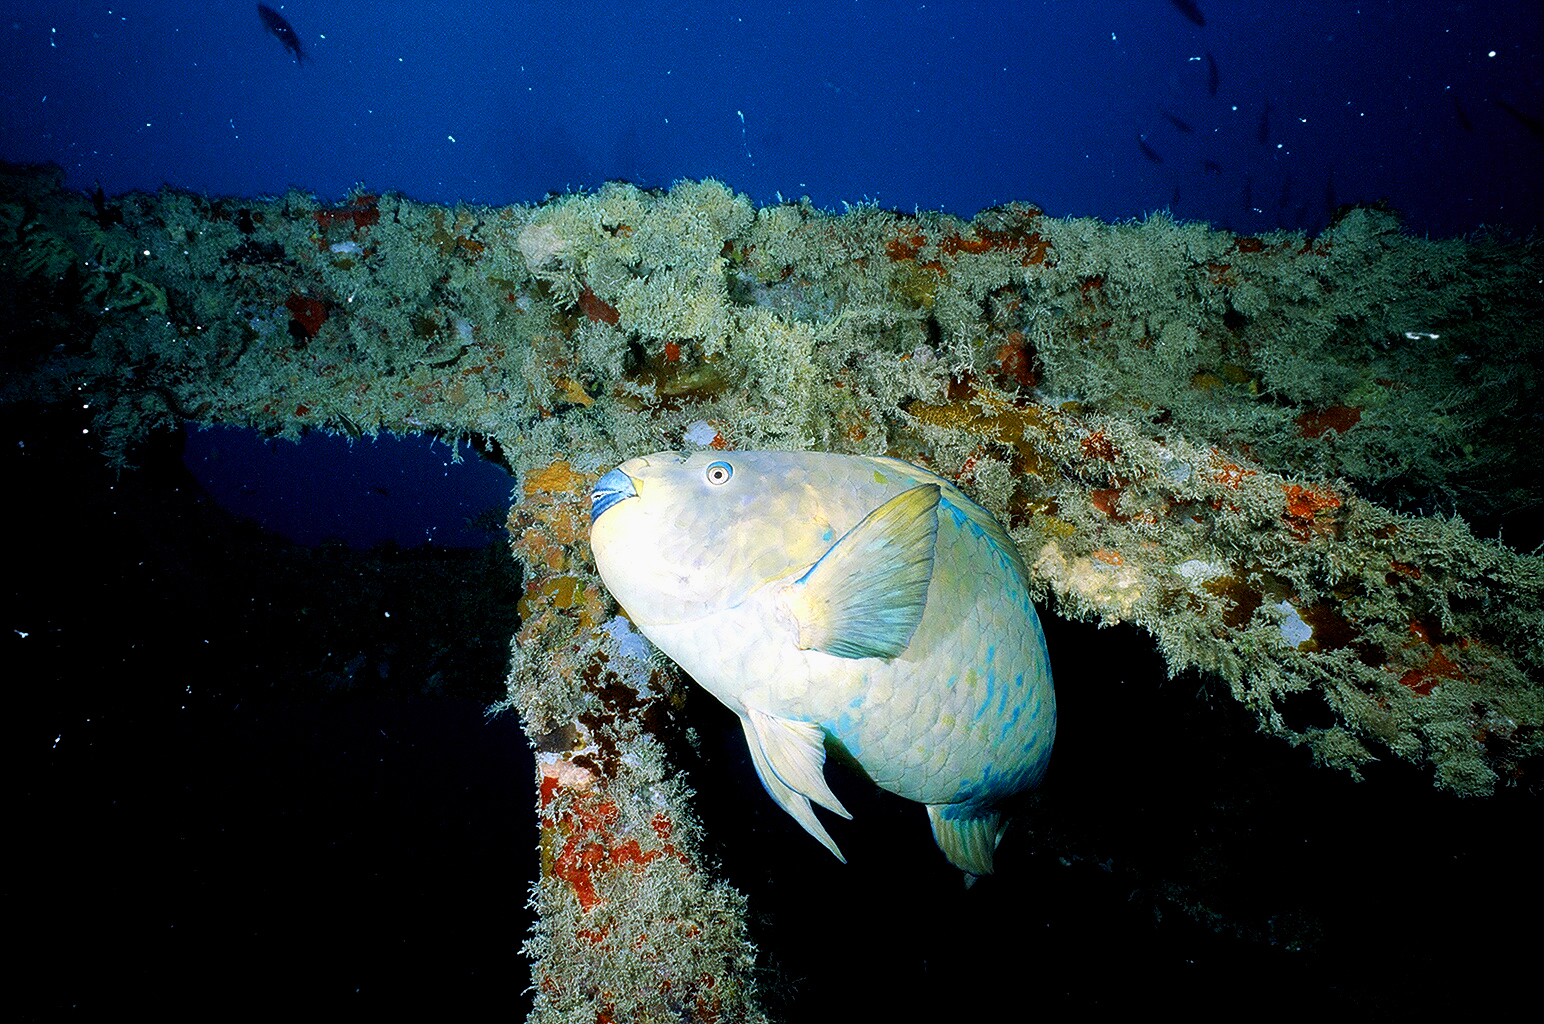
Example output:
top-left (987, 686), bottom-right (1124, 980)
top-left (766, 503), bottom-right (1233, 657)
top-left (7, 3), bottom-right (1540, 1017)
top-left (13, 1), bottom-right (1527, 544)
top-left (3, 1), bottom-right (1539, 236)
top-left (183, 424), bottom-right (513, 548)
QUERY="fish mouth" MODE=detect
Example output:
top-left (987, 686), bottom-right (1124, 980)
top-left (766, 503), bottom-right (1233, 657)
top-left (590, 467), bottom-right (637, 522)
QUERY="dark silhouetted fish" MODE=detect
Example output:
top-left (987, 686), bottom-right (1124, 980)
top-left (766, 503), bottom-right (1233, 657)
top-left (258, 4), bottom-right (305, 64)
top-left (1205, 51), bottom-right (1219, 96)
top-left (1490, 98), bottom-right (1544, 141)
top-left (91, 183), bottom-right (123, 229)
top-left (1169, 0), bottom-right (1206, 27)
top-left (1453, 97), bottom-right (1474, 133)
top-left (1138, 137), bottom-right (1165, 164)
top-left (1202, 159), bottom-right (1223, 176)
top-left (1257, 101), bottom-right (1272, 145)
top-left (1162, 109), bottom-right (1196, 134)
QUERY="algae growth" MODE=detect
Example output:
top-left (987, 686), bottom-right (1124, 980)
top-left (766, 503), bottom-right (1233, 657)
top-left (3, 161), bottom-right (1539, 1022)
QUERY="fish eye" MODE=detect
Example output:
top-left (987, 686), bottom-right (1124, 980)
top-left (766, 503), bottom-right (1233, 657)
top-left (704, 460), bottom-right (733, 485)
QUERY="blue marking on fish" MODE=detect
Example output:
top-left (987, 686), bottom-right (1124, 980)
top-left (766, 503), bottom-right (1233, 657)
top-left (588, 450), bottom-right (1057, 876)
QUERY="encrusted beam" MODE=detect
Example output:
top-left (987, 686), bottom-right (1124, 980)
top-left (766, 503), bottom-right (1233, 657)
top-left (5, 162), bottom-right (1539, 1021)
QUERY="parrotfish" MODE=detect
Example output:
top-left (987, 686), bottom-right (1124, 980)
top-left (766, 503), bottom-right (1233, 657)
top-left (589, 450), bottom-right (1056, 877)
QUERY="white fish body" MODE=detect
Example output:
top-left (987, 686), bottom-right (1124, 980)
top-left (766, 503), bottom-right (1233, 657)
top-left (588, 450), bottom-right (1055, 876)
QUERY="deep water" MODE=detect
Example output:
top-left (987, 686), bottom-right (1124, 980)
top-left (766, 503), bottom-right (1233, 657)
top-left (7, 404), bottom-right (534, 1016)
top-left (4, 1), bottom-right (1541, 1016)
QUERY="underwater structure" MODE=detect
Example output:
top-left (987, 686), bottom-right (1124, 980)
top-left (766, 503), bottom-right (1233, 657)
top-left (3, 162), bottom-right (1540, 1021)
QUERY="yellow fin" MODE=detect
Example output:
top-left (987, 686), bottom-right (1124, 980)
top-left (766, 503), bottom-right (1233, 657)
top-left (747, 708), bottom-right (851, 819)
top-left (739, 713), bottom-right (847, 862)
top-left (779, 483), bottom-right (939, 659)
top-left (926, 804), bottom-right (1006, 877)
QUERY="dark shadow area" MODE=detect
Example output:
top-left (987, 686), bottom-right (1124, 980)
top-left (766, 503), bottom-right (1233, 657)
top-left (677, 593), bottom-right (1539, 1018)
top-left (6, 400), bottom-right (535, 1017)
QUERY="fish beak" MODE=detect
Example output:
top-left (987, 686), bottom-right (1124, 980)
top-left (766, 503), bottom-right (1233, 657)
top-left (590, 467), bottom-right (637, 523)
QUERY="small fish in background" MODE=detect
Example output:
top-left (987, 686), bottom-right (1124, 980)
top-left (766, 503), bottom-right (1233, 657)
top-left (1169, 0), bottom-right (1206, 28)
top-left (258, 4), bottom-right (305, 65)
top-left (589, 451), bottom-right (1056, 878)
top-left (1138, 136), bottom-right (1165, 164)
top-left (1162, 109), bottom-right (1196, 134)
top-left (1453, 97), bottom-right (1474, 133)
top-left (1490, 97), bottom-right (1544, 141)
top-left (90, 184), bottom-right (123, 229)
top-left (1205, 51), bottom-right (1220, 97)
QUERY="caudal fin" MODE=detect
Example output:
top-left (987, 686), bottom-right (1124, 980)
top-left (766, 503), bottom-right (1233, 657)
top-left (926, 804), bottom-right (1006, 877)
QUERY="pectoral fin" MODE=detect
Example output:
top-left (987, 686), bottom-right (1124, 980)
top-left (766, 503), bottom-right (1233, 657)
top-left (779, 483), bottom-right (939, 659)
top-left (740, 710), bottom-right (851, 863)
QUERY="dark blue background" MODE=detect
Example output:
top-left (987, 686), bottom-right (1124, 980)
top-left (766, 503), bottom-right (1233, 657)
top-left (3, 1), bottom-right (1540, 236)
top-left (7, 3), bottom-right (1541, 1017)
top-left (9, 1), bottom-right (1532, 547)
top-left (183, 424), bottom-right (513, 548)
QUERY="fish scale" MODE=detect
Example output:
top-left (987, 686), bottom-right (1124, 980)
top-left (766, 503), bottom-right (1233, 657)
top-left (589, 450), bottom-right (1056, 877)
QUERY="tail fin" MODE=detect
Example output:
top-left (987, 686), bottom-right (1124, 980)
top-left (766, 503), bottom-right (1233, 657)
top-left (926, 804), bottom-right (1006, 877)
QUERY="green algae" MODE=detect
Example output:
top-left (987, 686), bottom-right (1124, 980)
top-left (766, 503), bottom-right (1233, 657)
top-left (4, 162), bottom-right (1540, 1022)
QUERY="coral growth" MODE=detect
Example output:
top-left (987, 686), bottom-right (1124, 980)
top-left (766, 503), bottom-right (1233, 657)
top-left (5, 164), bottom-right (1541, 1021)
